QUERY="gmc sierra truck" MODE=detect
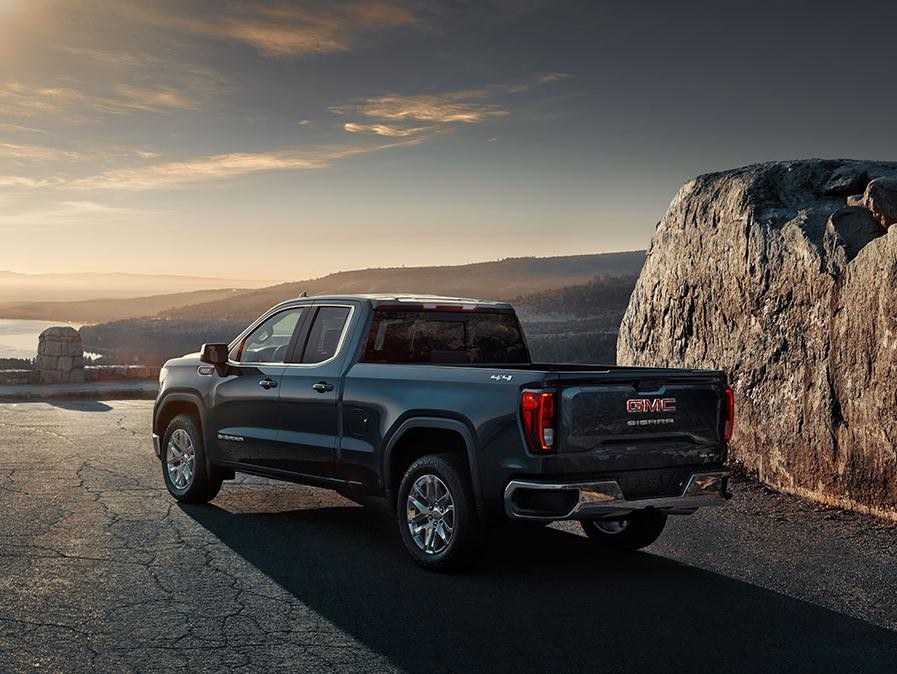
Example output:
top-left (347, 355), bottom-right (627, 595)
top-left (153, 294), bottom-right (733, 570)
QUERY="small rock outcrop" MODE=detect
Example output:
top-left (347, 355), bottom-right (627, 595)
top-left (36, 326), bottom-right (85, 384)
top-left (618, 159), bottom-right (897, 517)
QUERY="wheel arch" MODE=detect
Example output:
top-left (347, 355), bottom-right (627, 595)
top-left (154, 392), bottom-right (212, 471)
top-left (154, 392), bottom-right (206, 435)
top-left (382, 416), bottom-right (482, 508)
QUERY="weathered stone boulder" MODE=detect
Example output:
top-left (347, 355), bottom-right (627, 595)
top-left (618, 159), bottom-right (897, 517)
top-left (863, 177), bottom-right (897, 227)
top-left (36, 326), bottom-right (85, 384)
top-left (823, 165), bottom-right (870, 196)
top-left (826, 206), bottom-right (886, 261)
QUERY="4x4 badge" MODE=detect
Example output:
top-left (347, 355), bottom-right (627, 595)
top-left (490, 374), bottom-right (513, 381)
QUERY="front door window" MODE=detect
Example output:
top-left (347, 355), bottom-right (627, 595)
top-left (235, 308), bottom-right (304, 364)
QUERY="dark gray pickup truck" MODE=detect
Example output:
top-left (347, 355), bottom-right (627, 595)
top-left (152, 294), bottom-right (733, 569)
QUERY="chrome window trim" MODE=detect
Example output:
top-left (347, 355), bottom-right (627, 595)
top-left (284, 304), bottom-right (356, 369)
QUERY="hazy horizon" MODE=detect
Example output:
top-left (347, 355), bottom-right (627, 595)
top-left (0, 247), bottom-right (646, 281)
top-left (2, 1), bottom-right (896, 277)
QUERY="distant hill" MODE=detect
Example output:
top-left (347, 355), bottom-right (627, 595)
top-left (0, 271), bottom-right (279, 303)
top-left (80, 273), bottom-right (642, 367)
top-left (162, 251), bottom-right (646, 322)
top-left (516, 274), bottom-right (639, 364)
top-left (0, 288), bottom-right (252, 324)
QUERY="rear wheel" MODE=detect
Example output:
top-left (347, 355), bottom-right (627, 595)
top-left (161, 414), bottom-right (222, 503)
top-left (397, 453), bottom-right (483, 571)
top-left (580, 510), bottom-right (667, 550)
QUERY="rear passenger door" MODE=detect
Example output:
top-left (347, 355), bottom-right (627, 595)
top-left (267, 304), bottom-right (356, 479)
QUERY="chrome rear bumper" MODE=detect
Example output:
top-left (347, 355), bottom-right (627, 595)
top-left (504, 471), bottom-right (732, 521)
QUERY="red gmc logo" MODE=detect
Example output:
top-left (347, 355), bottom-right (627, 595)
top-left (626, 398), bottom-right (677, 413)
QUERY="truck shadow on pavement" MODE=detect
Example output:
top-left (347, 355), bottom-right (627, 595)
top-left (11, 399), bottom-right (114, 412)
top-left (183, 500), bottom-right (897, 673)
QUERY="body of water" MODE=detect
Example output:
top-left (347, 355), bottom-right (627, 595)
top-left (0, 319), bottom-right (82, 359)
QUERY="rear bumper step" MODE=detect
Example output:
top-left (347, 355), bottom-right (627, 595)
top-left (504, 471), bottom-right (732, 521)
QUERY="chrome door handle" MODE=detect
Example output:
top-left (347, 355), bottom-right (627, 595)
top-left (258, 378), bottom-right (278, 389)
top-left (312, 381), bottom-right (334, 393)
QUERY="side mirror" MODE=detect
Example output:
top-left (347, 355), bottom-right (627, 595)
top-left (200, 343), bottom-right (229, 365)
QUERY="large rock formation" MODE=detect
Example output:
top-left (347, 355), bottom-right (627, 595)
top-left (618, 159), bottom-right (897, 517)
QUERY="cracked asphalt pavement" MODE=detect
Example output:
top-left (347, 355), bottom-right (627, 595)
top-left (2, 400), bottom-right (897, 673)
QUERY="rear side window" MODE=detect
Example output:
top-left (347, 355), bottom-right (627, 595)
top-left (301, 306), bottom-right (352, 363)
top-left (362, 310), bottom-right (530, 365)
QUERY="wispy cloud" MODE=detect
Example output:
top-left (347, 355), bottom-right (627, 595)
top-left (0, 82), bottom-right (83, 117)
top-left (0, 143), bottom-right (84, 162)
top-left (97, 85), bottom-right (199, 113)
top-left (343, 122), bottom-right (433, 137)
top-left (349, 91), bottom-right (509, 124)
top-left (62, 138), bottom-right (426, 192)
top-left (126, 1), bottom-right (416, 57)
top-left (0, 176), bottom-right (64, 189)
top-left (0, 200), bottom-right (154, 229)
top-left (0, 80), bottom-right (200, 120)
top-left (334, 72), bottom-right (571, 136)
top-left (0, 142), bottom-right (165, 165)
top-left (0, 122), bottom-right (50, 135)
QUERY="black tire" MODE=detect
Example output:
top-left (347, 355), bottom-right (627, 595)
top-left (160, 414), bottom-right (222, 503)
top-left (396, 453), bottom-right (483, 571)
top-left (580, 510), bottom-right (667, 551)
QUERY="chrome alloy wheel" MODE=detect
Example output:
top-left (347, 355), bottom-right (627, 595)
top-left (166, 428), bottom-right (196, 492)
top-left (592, 518), bottom-right (630, 535)
top-left (406, 474), bottom-right (455, 555)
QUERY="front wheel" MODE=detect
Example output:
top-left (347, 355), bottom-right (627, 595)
top-left (580, 510), bottom-right (667, 551)
top-left (397, 453), bottom-right (483, 571)
top-left (161, 414), bottom-right (222, 503)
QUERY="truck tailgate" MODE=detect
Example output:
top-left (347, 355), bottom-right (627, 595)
top-left (556, 372), bottom-right (726, 472)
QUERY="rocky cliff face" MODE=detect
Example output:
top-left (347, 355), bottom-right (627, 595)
top-left (618, 159), bottom-right (897, 517)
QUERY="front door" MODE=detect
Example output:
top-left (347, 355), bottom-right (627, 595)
top-left (208, 305), bottom-right (307, 467)
top-left (270, 304), bottom-right (354, 478)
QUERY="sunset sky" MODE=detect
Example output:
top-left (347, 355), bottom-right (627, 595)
top-left (1, 0), bottom-right (896, 279)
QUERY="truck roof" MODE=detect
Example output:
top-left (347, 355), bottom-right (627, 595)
top-left (283, 293), bottom-right (514, 310)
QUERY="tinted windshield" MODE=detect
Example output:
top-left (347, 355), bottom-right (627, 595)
top-left (362, 309), bottom-right (530, 365)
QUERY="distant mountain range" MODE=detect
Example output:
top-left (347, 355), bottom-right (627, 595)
top-left (70, 252), bottom-right (646, 367)
top-left (0, 288), bottom-right (251, 324)
top-left (160, 251), bottom-right (647, 322)
top-left (0, 271), bottom-right (279, 304)
top-left (2, 252), bottom-right (646, 367)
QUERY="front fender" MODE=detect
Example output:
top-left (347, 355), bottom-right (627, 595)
top-left (153, 390), bottom-right (213, 470)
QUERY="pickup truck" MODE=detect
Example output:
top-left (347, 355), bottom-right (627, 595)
top-left (152, 294), bottom-right (733, 570)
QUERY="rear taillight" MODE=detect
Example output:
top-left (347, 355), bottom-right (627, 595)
top-left (521, 389), bottom-right (556, 453)
top-left (723, 386), bottom-right (735, 441)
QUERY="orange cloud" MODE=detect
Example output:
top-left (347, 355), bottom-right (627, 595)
top-left (97, 85), bottom-right (199, 113)
top-left (347, 90), bottom-right (509, 124)
top-left (334, 73), bottom-right (571, 136)
top-left (128, 1), bottom-right (416, 57)
top-left (343, 122), bottom-right (433, 137)
top-left (63, 137), bottom-right (427, 191)
top-left (0, 80), bottom-right (199, 120)
top-left (0, 142), bottom-right (84, 162)
top-left (0, 82), bottom-right (83, 117)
